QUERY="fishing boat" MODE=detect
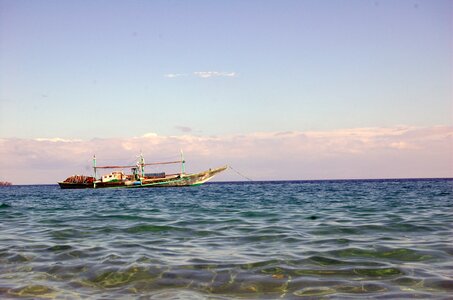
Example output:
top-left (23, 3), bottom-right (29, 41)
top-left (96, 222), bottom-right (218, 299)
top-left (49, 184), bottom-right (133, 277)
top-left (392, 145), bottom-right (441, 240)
top-left (58, 153), bottom-right (227, 189)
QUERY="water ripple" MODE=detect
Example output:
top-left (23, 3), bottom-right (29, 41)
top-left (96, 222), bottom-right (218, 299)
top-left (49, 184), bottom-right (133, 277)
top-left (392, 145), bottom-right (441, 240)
top-left (0, 179), bottom-right (452, 298)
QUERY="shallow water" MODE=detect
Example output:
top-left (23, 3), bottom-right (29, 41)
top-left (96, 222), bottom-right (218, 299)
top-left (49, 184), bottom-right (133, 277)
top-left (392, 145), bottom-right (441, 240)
top-left (0, 179), bottom-right (452, 299)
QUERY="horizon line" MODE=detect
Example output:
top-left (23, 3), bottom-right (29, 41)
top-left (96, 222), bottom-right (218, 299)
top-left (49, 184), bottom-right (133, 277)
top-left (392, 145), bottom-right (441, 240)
top-left (3, 177), bottom-right (452, 186)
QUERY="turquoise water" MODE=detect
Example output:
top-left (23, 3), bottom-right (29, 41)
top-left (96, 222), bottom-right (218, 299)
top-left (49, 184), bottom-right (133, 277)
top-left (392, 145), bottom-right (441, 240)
top-left (0, 179), bottom-right (452, 299)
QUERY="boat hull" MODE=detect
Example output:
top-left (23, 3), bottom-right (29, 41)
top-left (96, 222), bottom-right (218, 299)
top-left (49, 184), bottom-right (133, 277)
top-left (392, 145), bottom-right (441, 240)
top-left (58, 182), bottom-right (94, 189)
top-left (58, 166), bottom-right (227, 189)
top-left (140, 166), bottom-right (228, 187)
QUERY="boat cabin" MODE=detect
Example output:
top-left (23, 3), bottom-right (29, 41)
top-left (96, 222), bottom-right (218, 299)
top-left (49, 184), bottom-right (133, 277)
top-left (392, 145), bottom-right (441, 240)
top-left (101, 171), bottom-right (125, 183)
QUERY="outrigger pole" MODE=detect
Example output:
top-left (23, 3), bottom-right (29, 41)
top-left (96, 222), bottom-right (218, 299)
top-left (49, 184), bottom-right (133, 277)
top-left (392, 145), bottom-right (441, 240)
top-left (94, 161), bottom-right (183, 169)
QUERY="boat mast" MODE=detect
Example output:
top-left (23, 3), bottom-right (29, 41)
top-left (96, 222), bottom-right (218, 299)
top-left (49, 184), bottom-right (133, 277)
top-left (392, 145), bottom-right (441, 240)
top-left (180, 149), bottom-right (185, 175)
top-left (93, 155), bottom-right (97, 188)
top-left (139, 152), bottom-right (145, 178)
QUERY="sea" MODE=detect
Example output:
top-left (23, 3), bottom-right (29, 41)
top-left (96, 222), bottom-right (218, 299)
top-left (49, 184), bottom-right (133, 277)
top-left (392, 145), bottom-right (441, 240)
top-left (0, 179), bottom-right (452, 299)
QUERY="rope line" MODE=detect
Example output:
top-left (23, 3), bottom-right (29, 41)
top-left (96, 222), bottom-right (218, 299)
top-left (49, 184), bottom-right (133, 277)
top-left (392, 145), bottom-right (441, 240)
top-left (228, 166), bottom-right (253, 181)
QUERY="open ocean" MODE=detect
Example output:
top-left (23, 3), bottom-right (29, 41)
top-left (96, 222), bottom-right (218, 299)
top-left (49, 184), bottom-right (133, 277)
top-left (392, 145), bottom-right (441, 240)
top-left (0, 179), bottom-right (452, 299)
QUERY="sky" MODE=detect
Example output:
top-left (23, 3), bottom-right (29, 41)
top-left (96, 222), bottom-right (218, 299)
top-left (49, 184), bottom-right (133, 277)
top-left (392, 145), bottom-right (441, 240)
top-left (0, 0), bottom-right (452, 184)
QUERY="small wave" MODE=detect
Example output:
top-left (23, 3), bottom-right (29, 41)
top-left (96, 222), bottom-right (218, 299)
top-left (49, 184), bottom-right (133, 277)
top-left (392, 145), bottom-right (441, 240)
top-left (97, 214), bottom-right (166, 222)
top-left (47, 245), bottom-right (73, 252)
top-left (262, 266), bottom-right (403, 278)
top-left (7, 285), bottom-right (56, 298)
top-left (125, 224), bottom-right (183, 233)
top-left (329, 247), bottom-right (433, 262)
top-left (308, 255), bottom-right (348, 266)
top-left (238, 259), bottom-right (281, 270)
top-left (353, 267), bottom-right (403, 277)
top-left (293, 283), bottom-right (387, 297)
top-left (86, 265), bottom-right (161, 288)
top-left (0, 203), bottom-right (11, 209)
top-left (293, 286), bottom-right (336, 297)
top-left (393, 276), bottom-right (453, 293)
top-left (4, 253), bottom-right (34, 263)
top-left (50, 229), bottom-right (91, 240)
top-left (239, 211), bottom-right (278, 218)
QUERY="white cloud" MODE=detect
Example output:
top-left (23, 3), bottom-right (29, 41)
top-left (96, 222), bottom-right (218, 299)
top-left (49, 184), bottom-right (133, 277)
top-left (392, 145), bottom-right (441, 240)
top-left (164, 73), bottom-right (188, 78)
top-left (141, 132), bottom-right (158, 138)
top-left (193, 71), bottom-right (236, 78)
top-left (34, 137), bottom-right (82, 143)
top-left (164, 71), bottom-right (237, 79)
top-left (0, 126), bottom-right (452, 184)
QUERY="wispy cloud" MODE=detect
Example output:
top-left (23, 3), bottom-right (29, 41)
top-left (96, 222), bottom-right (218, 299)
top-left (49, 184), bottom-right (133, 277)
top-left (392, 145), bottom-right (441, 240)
top-left (175, 126), bottom-right (193, 133)
top-left (193, 71), bottom-right (237, 78)
top-left (34, 137), bottom-right (82, 143)
top-left (0, 126), bottom-right (451, 184)
top-left (163, 73), bottom-right (188, 78)
top-left (164, 71), bottom-right (237, 79)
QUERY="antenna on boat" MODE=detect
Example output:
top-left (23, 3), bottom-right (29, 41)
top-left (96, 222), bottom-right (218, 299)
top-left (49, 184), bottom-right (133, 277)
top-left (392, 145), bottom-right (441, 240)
top-left (180, 149), bottom-right (185, 175)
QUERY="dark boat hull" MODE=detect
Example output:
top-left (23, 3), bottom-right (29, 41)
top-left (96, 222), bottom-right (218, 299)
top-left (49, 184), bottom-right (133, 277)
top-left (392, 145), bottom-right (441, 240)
top-left (58, 182), bottom-right (94, 189)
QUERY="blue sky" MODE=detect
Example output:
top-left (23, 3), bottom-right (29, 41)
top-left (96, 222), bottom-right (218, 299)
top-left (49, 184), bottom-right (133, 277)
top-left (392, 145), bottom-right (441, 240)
top-left (1, 0), bottom-right (451, 138)
top-left (0, 0), bottom-right (452, 183)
